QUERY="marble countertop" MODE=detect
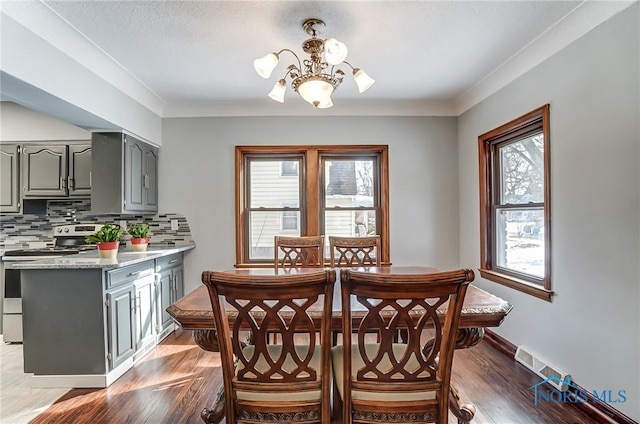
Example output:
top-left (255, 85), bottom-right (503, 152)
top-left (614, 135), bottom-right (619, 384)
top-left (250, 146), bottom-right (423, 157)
top-left (7, 243), bottom-right (195, 270)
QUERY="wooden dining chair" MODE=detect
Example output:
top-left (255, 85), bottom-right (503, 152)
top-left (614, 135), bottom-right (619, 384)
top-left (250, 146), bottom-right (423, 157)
top-left (200, 269), bottom-right (336, 424)
top-left (274, 235), bottom-right (325, 269)
top-left (329, 235), bottom-right (381, 267)
top-left (332, 268), bottom-right (477, 424)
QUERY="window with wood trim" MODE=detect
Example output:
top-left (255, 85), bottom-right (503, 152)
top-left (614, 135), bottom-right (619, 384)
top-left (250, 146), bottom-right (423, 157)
top-left (478, 105), bottom-right (553, 301)
top-left (236, 145), bottom-right (389, 266)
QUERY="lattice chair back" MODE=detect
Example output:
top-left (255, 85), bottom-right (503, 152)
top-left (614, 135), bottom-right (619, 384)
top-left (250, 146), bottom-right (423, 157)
top-left (274, 235), bottom-right (325, 269)
top-left (329, 236), bottom-right (381, 267)
top-left (202, 269), bottom-right (336, 424)
top-left (333, 268), bottom-right (475, 424)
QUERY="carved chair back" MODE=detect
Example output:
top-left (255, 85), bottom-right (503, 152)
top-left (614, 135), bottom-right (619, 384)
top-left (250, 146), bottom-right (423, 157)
top-left (329, 236), bottom-right (381, 267)
top-left (202, 269), bottom-right (336, 424)
top-left (274, 235), bottom-right (325, 269)
top-left (335, 268), bottom-right (474, 424)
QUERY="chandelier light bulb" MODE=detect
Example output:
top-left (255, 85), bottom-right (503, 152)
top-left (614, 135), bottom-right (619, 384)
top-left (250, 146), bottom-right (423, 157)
top-left (268, 79), bottom-right (286, 103)
top-left (298, 79), bottom-right (334, 107)
top-left (317, 97), bottom-right (334, 109)
top-left (324, 38), bottom-right (348, 65)
top-left (353, 68), bottom-right (375, 93)
top-left (253, 53), bottom-right (279, 79)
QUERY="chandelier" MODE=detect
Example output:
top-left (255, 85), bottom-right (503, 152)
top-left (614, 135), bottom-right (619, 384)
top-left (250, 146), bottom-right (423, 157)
top-left (253, 18), bottom-right (375, 109)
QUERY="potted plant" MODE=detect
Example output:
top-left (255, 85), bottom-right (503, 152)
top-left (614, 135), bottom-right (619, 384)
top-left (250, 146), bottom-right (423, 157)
top-left (128, 223), bottom-right (150, 251)
top-left (85, 224), bottom-right (124, 258)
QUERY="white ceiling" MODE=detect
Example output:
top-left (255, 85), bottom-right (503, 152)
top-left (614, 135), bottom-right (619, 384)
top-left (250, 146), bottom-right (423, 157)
top-left (3, 1), bottom-right (635, 117)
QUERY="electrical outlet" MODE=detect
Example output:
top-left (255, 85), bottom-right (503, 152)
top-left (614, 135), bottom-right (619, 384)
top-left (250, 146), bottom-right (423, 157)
top-left (119, 220), bottom-right (127, 231)
top-left (170, 219), bottom-right (179, 231)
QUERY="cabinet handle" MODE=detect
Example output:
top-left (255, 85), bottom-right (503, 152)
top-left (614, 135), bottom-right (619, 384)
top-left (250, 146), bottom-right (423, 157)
top-left (144, 174), bottom-right (149, 188)
top-left (128, 271), bottom-right (140, 277)
top-left (68, 175), bottom-right (73, 190)
top-left (89, 171), bottom-right (92, 187)
top-left (168, 259), bottom-right (178, 264)
top-left (61, 176), bottom-right (66, 189)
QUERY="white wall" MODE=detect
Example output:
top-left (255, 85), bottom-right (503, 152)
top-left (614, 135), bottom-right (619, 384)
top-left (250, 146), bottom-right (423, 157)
top-left (0, 102), bottom-right (90, 141)
top-left (160, 115), bottom-right (459, 292)
top-left (458, 4), bottom-right (639, 420)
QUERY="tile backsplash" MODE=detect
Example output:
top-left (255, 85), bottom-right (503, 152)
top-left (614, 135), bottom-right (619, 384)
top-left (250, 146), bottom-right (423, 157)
top-left (0, 199), bottom-right (194, 250)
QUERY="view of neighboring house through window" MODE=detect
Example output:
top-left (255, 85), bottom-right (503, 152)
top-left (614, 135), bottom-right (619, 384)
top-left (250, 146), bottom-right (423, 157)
top-left (236, 146), bottom-right (389, 265)
top-left (322, 157), bottom-right (377, 238)
top-left (478, 104), bottom-right (552, 301)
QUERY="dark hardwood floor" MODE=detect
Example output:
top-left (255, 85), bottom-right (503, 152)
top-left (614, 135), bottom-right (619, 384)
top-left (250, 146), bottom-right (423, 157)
top-left (31, 329), bottom-right (607, 424)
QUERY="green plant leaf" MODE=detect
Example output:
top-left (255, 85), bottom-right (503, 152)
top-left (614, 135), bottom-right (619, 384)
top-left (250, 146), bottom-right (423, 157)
top-left (85, 224), bottom-right (125, 243)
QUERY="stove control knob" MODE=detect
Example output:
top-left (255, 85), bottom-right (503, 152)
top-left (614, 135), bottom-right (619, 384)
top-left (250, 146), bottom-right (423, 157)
top-left (64, 228), bottom-right (70, 233)
top-left (56, 227), bottom-right (63, 233)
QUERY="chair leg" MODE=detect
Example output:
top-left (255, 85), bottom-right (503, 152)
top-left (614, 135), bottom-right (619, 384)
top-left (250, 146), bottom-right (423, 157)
top-left (448, 385), bottom-right (476, 424)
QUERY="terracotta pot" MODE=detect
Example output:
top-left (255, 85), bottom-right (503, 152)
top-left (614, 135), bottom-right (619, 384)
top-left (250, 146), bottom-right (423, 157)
top-left (97, 241), bottom-right (119, 258)
top-left (131, 237), bottom-right (150, 251)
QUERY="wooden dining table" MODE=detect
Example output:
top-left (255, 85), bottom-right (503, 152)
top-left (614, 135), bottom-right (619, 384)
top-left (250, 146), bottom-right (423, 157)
top-left (167, 266), bottom-right (513, 352)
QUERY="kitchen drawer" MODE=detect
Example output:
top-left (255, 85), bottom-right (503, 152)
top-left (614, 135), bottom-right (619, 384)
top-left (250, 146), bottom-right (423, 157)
top-left (155, 253), bottom-right (183, 272)
top-left (107, 261), bottom-right (154, 289)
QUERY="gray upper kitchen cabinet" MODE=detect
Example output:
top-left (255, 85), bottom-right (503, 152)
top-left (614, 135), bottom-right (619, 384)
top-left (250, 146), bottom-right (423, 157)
top-left (92, 132), bottom-right (159, 214)
top-left (0, 144), bottom-right (20, 213)
top-left (68, 144), bottom-right (92, 196)
top-left (20, 142), bottom-right (91, 199)
top-left (21, 144), bottom-right (68, 197)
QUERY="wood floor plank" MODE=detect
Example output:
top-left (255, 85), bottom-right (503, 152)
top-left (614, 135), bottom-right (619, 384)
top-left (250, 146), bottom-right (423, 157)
top-left (30, 329), bottom-right (612, 423)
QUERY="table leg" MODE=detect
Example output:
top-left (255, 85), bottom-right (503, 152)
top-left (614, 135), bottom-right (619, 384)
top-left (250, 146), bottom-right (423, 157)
top-left (193, 329), bottom-right (221, 352)
top-left (201, 386), bottom-right (225, 423)
top-left (455, 327), bottom-right (485, 349)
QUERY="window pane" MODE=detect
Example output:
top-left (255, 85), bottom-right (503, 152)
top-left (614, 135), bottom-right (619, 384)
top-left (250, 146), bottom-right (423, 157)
top-left (499, 134), bottom-right (544, 204)
top-left (281, 161), bottom-right (298, 176)
top-left (325, 210), bottom-right (377, 238)
top-left (324, 159), bottom-right (374, 207)
top-left (250, 160), bottom-right (300, 208)
top-left (249, 210), bottom-right (300, 260)
top-left (495, 208), bottom-right (544, 279)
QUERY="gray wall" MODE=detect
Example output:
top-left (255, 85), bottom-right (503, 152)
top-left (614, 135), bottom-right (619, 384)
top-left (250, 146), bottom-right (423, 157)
top-left (160, 116), bottom-right (460, 291)
top-left (458, 4), bottom-right (639, 420)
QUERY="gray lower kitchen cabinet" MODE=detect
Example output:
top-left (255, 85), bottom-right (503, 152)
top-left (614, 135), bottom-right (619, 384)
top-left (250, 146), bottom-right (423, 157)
top-left (92, 132), bottom-right (159, 214)
top-left (155, 253), bottom-right (184, 341)
top-left (134, 275), bottom-right (156, 353)
top-left (0, 144), bottom-right (20, 212)
top-left (106, 283), bottom-right (136, 370)
top-left (20, 142), bottom-right (91, 199)
top-left (22, 258), bottom-right (160, 387)
top-left (106, 260), bottom-right (155, 369)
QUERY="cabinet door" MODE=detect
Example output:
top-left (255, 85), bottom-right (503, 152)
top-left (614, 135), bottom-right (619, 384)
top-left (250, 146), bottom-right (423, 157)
top-left (21, 145), bottom-right (68, 197)
top-left (68, 144), bottom-right (92, 196)
top-left (143, 146), bottom-right (158, 210)
top-left (124, 137), bottom-right (145, 211)
top-left (135, 276), bottom-right (155, 351)
top-left (172, 265), bottom-right (184, 302)
top-left (107, 285), bottom-right (136, 370)
top-left (0, 145), bottom-right (20, 212)
top-left (157, 270), bottom-right (174, 331)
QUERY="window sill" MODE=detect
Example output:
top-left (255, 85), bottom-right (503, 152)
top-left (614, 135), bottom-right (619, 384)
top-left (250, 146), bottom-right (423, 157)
top-left (479, 268), bottom-right (553, 302)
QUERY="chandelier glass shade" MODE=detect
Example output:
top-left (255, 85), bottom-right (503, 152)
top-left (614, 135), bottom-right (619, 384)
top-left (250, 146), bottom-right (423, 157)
top-left (253, 18), bottom-right (374, 108)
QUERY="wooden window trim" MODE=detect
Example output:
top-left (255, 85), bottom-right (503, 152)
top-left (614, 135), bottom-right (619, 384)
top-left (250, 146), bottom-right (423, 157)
top-left (235, 145), bottom-right (389, 267)
top-left (478, 105), bottom-right (553, 302)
